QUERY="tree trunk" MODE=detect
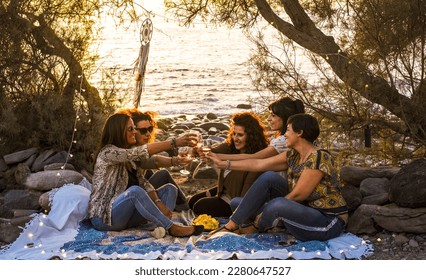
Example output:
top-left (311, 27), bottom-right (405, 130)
top-left (254, 0), bottom-right (425, 143)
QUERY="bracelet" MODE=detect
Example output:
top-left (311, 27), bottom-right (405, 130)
top-left (225, 160), bottom-right (231, 171)
top-left (171, 156), bottom-right (178, 167)
top-left (154, 199), bottom-right (161, 204)
top-left (170, 138), bottom-right (178, 156)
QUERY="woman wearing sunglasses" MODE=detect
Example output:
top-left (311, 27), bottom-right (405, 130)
top-left (88, 112), bottom-right (203, 237)
top-left (121, 108), bottom-right (195, 212)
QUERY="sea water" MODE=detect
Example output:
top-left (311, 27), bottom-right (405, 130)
top-left (89, 2), bottom-right (270, 119)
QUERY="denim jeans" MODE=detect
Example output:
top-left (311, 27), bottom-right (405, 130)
top-left (91, 184), bottom-right (176, 231)
top-left (258, 197), bottom-right (345, 241)
top-left (230, 171), bottom-right (289, 225)
top-left (149, 169), bottom-right (188, 207)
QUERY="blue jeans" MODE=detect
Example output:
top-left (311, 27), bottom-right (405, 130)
top-left (91, 184), bottom-right (177, 231)
top-left (230, 171), bottom-right (345, 241)
top-left (149, 169), bottom-right (188, 208)
top-left (230, 171), bottom-right (288, 225)
top-left (258, 197), bottom-right (345, 241)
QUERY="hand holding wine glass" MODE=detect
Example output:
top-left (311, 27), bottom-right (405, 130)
top-left (201, 139), bottom-right (212, 167)
top-left (178, 147), bottom-right (193, 176)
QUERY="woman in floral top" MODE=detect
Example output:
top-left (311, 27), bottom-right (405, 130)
top-left (208, 113), bottom-right (347, 241)
top-left (88, 112), bottom-right (203, 237)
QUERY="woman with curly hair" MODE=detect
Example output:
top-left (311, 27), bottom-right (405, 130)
top-left (188, 111), bottom-right (269, 217)
top-left (214, 97), bottom-right (305, 164)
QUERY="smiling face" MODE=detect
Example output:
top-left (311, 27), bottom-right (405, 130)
top-left (284, 123), bottom-right (300, 148)
top-left (135, 120), bottom-right (153, 145)
top-left (126, 118), bottom-right (137, 146)
top-left (232, 125), bottom-right (248, 153)
top-left (267, 111), bottom-right (284, 132)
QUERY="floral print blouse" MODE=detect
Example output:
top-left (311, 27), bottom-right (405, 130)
top-left (286, 148), bottom-right (348, 216)
top-left (88, 144), bottom-right (155, 225)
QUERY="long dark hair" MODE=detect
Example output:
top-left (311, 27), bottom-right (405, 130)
top-left (268, 97), bottom-right (305, 136)
top-left (117, 108), bottom-right (158, 143)
top-left (99, 113), bottom-right (132, 150)
top-left (226, 112), bottom-right (269, 154)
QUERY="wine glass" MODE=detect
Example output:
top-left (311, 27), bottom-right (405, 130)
top-left (178, 147), bottom-right (192, 176)
top-left (201, 140), bottom-right (212, 167)
top-left (188, 129), bottom-right (202, 147)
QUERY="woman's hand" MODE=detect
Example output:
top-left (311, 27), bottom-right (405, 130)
top-left (176, 133), bottom-right (199, 147)
top-left (206, 152), bottom-right (223, 168)
top-left (176, 155), bottom-right (193, 167)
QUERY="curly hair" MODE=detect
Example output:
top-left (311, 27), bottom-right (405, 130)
top-left (226, 112), bottom-right (269, 154)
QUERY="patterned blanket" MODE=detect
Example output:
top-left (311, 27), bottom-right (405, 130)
top-left (0, 183), bottom-right (373, 260)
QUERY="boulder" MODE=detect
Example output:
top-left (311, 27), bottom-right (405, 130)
top-left (31, 150), bottom-right (68, 172)
top-left (388, 159), bottom-right (426, 208)
top-left (359, 177), bottom-right (390, 197)
top-left (0, 158), bottom-right (8, 172)
top-left (361, 193), bottom-right (390, 205)
top-left (373, 203), bottom-right (426, 234)
top-left (341, 184), bottom-right (362, 212)
top-left (24, 170), bottom-right (84, 191)
top-left (14, 163), bottom-right (31, 185)
top-left (3, 147), bottom-right (39, 165)
top-left (199, 122), bottom-right (230, 132)
top-left (340, 166), bottom-right (400, 186)
top-left (4, 189), bottom-right (41, 210)
top-left (0, 216), bottom-right (32, 244)
top-left (346, 204), bottom-right (380, 234)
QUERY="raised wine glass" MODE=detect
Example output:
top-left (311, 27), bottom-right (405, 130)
top-left (178, 147), bottom-right (192, 176)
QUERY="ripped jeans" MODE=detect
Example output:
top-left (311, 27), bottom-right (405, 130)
top-left (91, 184), bottom-right (177, 231)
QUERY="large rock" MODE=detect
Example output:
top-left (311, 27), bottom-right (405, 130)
top-left (340, 166), bottom-right (400, 186)
top-left (14, 163), bottom-right (31, 185)
top-left (3, 148), bottom-right (39, 165)
top-left (4, 189), bottom-right (41, 210)
top-left (359, 177), bottom-right (389, 197)
top-left (0, 158), bottom-right (8, 172)
top-left (373, 203), bottom-right (426, 234)
top-left (388, 159), bottom-right (426, 208)
top-left (199, 122), bottom-right (230, 132)
top-left (346, 204), bottom-right (380, 234)
top-left (24, 170), bottom-right (84, 191)
top-left (0, 216), bottom-right (32, 244)
top-left (341, 184), bottom-right (362, 212)
top-left (31, 150), bottom-right (68, 172)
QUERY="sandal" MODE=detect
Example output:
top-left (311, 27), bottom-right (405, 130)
top-left (238, 223), bottom-right (259, 234)
top-left (207, 224), bottom-right (239, 238)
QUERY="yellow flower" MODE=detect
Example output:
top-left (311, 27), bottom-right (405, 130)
top-left (192, 214), bottom-right (219, 231)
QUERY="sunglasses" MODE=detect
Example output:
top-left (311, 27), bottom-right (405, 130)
top-left (135, 126), bottom-right (154, 134)
top-left (127, 125), bottom-right (137, 132)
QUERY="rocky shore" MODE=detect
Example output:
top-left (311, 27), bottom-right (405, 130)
top-left (1, 112), bottom-right (426, 259)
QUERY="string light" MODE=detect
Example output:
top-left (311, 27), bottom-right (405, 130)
top-left (61, 75), bottom-right (84, 172)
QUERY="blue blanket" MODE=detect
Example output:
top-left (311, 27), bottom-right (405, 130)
top-left (0, 183), bottom-right (374, 260)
